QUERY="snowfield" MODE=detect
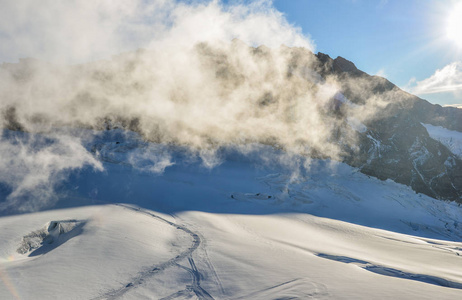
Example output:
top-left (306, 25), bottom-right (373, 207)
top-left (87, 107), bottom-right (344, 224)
top-left (1, 130), bottom-right (462, 299)
top-left (423, 123), bottom-right (462, 158)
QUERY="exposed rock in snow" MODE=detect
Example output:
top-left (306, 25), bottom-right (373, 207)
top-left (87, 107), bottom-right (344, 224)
top-left (17, 220), bottom-right (84, 255)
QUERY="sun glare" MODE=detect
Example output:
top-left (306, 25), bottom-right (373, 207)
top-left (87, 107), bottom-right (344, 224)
top-left (447, 3), bottom-right (462, 47)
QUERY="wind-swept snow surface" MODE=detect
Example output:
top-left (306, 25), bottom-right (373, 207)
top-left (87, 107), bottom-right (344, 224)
top-left (1, 131), bottom-right (462, 299)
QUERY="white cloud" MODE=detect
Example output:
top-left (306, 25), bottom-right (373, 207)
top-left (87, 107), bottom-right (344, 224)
top-left (443, 104), bottom-right (462, 109)
top-left (375, 69), bottom-right (387, 78)
top-left (0, 0), bottom-right (158, 63)
top-left (0, 131), bottom-right (103, 212)
top-left (407, 61), bottom-right (462, 95)
top-left (0, 0), bottom-right (312, 64)
top-left (0, 0), bottom-right (392, 212)
top-left (0, 0), bottom-right (319, 212)
top-left (128, 144), bottom-right (175, 173)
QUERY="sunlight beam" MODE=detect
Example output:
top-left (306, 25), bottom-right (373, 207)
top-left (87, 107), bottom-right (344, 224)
top-left (447, 3), bottom-right (462, 47)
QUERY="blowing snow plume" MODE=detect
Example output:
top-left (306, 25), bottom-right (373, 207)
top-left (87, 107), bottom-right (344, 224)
top-left (0, 130), bottom-right (103, 212)
top-left (0, 0), bottom-right (380, 211)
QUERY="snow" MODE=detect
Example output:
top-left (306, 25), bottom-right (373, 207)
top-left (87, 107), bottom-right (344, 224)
top-left (423, 123), bottom-right (462, 158)
top-left (0, 205), bottom-right (189, 299)
top-left (1, 130), bottom-right (462, 299)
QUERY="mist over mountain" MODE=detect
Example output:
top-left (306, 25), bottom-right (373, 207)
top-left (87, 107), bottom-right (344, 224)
top-left (1, 40), bottom-right (460, 210)
top-left (2, 2), bottom-right (462, 298)
top-left (315, 53), bottom-right (462, 202)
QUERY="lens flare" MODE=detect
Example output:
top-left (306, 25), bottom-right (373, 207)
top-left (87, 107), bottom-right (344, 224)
top-left (0, 267), bottom-right (21, 300)
top-left (447, 3), bottom-right (462, 47)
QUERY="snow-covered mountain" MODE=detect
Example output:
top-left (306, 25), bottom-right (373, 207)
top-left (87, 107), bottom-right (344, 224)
top-left (2, 43), bottom-right (460, 202)
top-left (1, 42), bottom-right (462, 299)
top-left (1, 129), bottom-right (462, 299)
top-left (314, 53), bottom-right (462, 202)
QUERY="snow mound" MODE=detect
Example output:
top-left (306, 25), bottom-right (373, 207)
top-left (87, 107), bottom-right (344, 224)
top-left (17, 219), bottom-right (84, 255)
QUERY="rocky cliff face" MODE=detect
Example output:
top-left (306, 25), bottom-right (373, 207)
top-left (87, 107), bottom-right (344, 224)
top-left (313, 53), bottom-right (462, 202)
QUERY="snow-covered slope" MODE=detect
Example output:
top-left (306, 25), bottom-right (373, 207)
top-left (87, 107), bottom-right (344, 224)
top-left (423, 123), bottom-right (462, 158)
top-left (0, 205), bottom-right (190, 299)
top-left (1, 130), bottom-right (462, 299)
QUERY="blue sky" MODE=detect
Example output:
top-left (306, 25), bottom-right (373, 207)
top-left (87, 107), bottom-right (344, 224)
top-left (272, 0), bottom-right (462, 106)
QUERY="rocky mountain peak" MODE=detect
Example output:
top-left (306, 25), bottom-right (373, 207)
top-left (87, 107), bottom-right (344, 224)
top-left (313, 53), bottom-right (462, 202)
top-left (333, 56), bottom-right (366, 76)
top-left (333, 56), bottom-right (357, 72)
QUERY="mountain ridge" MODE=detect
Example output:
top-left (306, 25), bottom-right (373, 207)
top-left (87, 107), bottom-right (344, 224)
top-left (312, 52), bottom-right (461, 201)
top-left (0, 44), bottom-right (461, 203)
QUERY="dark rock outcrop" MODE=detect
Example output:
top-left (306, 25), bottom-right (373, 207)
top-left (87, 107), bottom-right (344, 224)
top-left (314, 54), bottom-right (462, 202)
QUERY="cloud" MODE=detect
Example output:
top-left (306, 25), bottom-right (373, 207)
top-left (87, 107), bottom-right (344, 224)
top-left (443, 104), bottom-right (462, 109)
top-left (0, 0), bottom-right (170, 64)
top-left (0, 0), bottom-right (320, 211)
top-left (375, 69), bottom-right (387, 78)
top-left (0, 0), bottom-right (311, 64)
top-left (1, 1), bottom-right (329, 161)
top-left (0, 131), bottom-right (103, 212)
top-left (127, 144), bottom-right (175, 174)
top-left (407, 61), bottom-right (462, 95)
top-left (0, 0), bottom-right (390, 212)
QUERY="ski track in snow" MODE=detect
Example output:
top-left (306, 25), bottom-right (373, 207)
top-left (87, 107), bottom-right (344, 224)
top-left (169, 257), bottom-right (215, 300)
top-left (92, 204), bottom-right (214, 300)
